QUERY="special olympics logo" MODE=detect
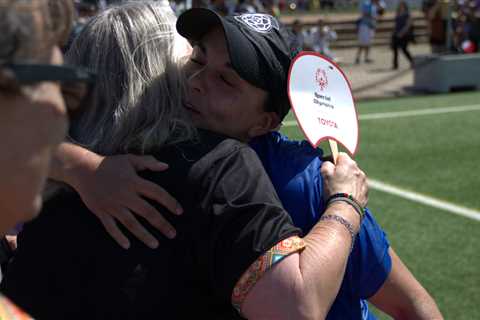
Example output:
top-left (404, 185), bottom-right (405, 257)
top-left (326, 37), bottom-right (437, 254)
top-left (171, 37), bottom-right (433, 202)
top-left (234, 14), bottom-right (279, 33)
top-left (315, 68), bottom-right (328, 91)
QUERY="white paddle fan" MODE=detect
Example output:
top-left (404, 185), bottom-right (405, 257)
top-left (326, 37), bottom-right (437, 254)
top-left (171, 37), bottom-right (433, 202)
top-left (287, 52), bottom-right (359, 162)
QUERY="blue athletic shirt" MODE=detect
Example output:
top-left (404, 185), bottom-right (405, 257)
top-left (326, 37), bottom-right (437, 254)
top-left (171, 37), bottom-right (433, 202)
top-left (250, 132), bottom-right (392, 320)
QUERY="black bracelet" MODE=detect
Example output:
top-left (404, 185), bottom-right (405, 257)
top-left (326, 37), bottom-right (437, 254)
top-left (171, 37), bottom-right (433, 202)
top-left (320, 214), bottom-right (355, 252)
top-left (326, 193), bottom-right (365, 222)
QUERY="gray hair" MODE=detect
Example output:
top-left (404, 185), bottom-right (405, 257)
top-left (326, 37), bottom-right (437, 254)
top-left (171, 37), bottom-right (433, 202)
top-left (66, 1), bottom-right (195, 155)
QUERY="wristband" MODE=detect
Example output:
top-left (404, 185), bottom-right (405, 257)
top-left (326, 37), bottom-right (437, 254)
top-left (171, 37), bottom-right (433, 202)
top-left (326, 193), bottom-right (365, 222)
top-left (320, 214), bottom-right (355, 252)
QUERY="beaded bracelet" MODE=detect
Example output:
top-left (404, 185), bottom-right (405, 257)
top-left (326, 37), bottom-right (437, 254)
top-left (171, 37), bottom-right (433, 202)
top-left (320, 214), bottom-right (355, 252)
top-left (326, 193), bottom-right (365, 222)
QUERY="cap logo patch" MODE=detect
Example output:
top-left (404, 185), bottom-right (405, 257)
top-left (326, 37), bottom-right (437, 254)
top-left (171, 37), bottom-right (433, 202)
top-left (234, 14), bottom-right (279, 33)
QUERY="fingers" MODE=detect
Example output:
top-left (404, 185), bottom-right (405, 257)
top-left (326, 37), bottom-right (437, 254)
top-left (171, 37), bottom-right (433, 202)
top-left (128, 154), bottom-right (183, 215)
top-left (73, 153), bottom-right (181, 250)
top-left (127, 154), bottom-right (169, 172)
top-left (335, 152), bottom-right (356, 171)
top-left (114, 207), bottom-right (160, 249)
top-left (327, 152), bottom-right (359, 178)
top-left (128, 197), bottom-right (176, 239)
top-left (357, 169), bottom-right (368, 208)
top-left (321, 153), bottom-right (368, 207)
top-left (321, 152), bottom-right (353, 174)
top-left (321, 159), bottom-right (336, 178)
top-left (97, 213), bottom-right (131, 250)
top-left (136, 178), bottom-right (183, 215)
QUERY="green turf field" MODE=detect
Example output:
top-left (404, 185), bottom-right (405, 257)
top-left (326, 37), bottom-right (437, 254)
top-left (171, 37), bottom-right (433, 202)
top-left (281, 91), bottom-right (480, 319)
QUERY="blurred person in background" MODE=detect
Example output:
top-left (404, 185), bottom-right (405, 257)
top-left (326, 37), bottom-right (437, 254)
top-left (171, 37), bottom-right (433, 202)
top-left (453, 0), bottom-right (480, 53)
top-left (290, 19), bottom-right (309, 49)
top-left (235, 0), bottom-right (265, 13)
top-left (470, 0), bottom-right (480, 49)
top-left (391, 1), bottom-right (414, 69)
top-left (64, 0), bottom-right (99, 52)
top-left (453, 9), bottom-right (474, 52)
top-left (264, 0), bottom-right (281, 17)
top-left (171, 0), bottom-right (189, 15)
top-left (209, 0), bottom-right (232, 15)
top-left (423, 0), bottom-right (447, 53)
top-left (311, 18), bottom-right (338, 60)
top-left (75, 1), bottom-right (98, 25)
top-left (355, 0), bottom-right (385, 63)
top-left (320, 0), bottom-right (335, 10)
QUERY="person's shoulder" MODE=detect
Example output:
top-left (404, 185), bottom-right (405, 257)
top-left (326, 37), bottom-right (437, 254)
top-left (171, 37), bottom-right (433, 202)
top-left (200, 133), bottom-right (250, 162)
top-left (149, 129), bottom-right (229, 163)
top-left (187, 133), bottom-right (257, 182)
top-left (251, 132), bottom-right (323, 159)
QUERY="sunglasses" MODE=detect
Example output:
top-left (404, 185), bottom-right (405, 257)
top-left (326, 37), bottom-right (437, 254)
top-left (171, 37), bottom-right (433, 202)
top-left (1, 63), bottom-right (96, 116)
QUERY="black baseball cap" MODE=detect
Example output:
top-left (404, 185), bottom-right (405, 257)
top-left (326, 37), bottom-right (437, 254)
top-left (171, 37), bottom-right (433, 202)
top-left (177, 8), bottom-right (300, 121)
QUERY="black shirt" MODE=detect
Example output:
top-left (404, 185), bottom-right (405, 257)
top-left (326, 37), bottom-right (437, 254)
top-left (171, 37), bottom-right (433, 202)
top-left (3, 130), bottom-right (300, 319)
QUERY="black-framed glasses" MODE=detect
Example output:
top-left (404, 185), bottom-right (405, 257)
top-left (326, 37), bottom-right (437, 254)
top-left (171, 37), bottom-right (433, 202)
top-left (2, 64), bottom-right (96, 115)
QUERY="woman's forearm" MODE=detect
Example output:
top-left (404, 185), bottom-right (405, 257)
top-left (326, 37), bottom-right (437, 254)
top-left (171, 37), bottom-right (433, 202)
top-left (243, 203), bottom-right (361, 319)
top-left (299, 203), bottom-right (360, 316)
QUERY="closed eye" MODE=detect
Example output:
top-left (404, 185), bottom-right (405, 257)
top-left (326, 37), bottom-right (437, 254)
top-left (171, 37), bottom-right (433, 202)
top-left (220, 75), bottom-right (234, 87)
top-left (189, 58), bottom-right (204, 65)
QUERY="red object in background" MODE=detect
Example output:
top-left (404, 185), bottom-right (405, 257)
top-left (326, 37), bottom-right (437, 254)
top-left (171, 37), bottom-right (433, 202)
top-left (461, 40), bottom-right (477, 53)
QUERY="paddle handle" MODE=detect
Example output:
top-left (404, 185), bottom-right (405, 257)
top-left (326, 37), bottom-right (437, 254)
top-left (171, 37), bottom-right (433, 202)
top-left (328, 139), bottom-right (339, 164)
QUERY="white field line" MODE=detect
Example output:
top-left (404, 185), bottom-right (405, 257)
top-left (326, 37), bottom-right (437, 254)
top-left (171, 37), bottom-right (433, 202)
top-left (368, 179), bottom-right (480, 222)
top-left (282, 104), bottom-right (480, 127)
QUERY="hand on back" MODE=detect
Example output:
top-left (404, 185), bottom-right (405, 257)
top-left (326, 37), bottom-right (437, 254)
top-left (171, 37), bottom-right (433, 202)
top-left (71, 153), bottom-right (182, 249)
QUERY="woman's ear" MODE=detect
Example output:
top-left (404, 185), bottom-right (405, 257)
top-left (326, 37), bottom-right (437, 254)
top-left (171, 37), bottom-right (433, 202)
top-left (247, 112), bottom-right (280, 139)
